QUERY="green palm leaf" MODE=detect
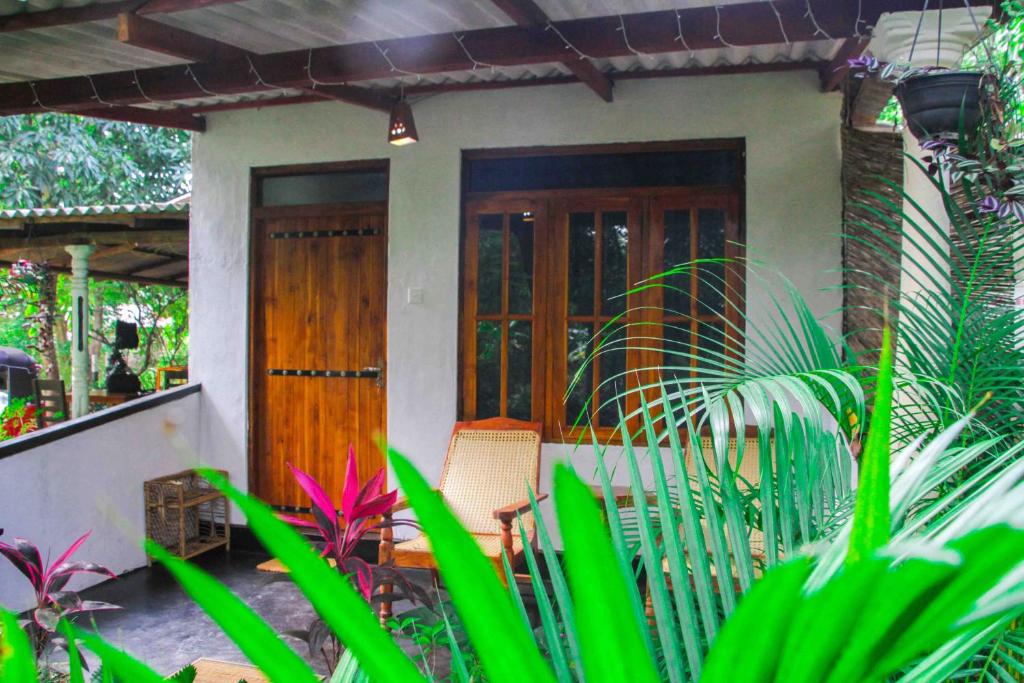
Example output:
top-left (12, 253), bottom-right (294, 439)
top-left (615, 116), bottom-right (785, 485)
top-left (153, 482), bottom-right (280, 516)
top-left (198, 468), bottom-right (421, 682)
top-left (145, 540), bottom-right (319, 683)
top-left (386, 448), bottom-right (556, 683)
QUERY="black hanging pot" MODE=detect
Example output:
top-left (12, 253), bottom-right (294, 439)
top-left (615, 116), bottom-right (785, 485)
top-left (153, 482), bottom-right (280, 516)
top-left (896, 71), bottom-right (983, 141)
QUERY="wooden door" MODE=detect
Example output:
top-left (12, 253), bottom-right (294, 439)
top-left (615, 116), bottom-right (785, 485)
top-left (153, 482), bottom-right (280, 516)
top-left (250, 205), bottom-right (387, 510)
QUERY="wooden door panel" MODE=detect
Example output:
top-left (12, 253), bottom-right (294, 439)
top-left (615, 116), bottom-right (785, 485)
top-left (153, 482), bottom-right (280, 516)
top-left (251, 208), bottom-right (387, 509)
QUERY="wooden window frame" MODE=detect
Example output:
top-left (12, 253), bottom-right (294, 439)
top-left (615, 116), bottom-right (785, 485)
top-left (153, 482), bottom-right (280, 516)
top-left (459, 141), bottom-right (746, 444)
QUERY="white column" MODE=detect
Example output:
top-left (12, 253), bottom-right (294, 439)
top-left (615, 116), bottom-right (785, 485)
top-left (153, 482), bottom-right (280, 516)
top-left (866, 9), bottom-right (990, 432)
top-left (866, 8), bottom-right (991, 308)
top-left (65, 244), bottom-right (95, 418)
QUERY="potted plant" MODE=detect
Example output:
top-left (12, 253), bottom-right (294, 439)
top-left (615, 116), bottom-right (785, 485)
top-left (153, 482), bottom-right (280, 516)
top-left (895, 67), bottom-right (984, 140)
top-left (849, 56), bottom-right (984, 140)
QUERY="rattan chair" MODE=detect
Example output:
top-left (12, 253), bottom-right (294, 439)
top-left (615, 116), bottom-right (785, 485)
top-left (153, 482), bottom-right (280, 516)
top-left (377, 417), bottom-right (546, 625)
top-left (645, 435), bottom-right (774, 620)
top-left (33, 378), bottom-right (68, 428)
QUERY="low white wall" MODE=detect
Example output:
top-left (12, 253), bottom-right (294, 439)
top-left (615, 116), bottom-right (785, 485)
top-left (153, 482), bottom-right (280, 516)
top-left (0, 390), bottom-right (202, 612)
top-left (190, 71), bottom-right (844, 533)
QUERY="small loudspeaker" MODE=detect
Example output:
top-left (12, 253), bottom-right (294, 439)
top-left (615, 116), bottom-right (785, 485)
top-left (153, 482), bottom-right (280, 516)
top-left (114, 321), bottom-right (139, 350)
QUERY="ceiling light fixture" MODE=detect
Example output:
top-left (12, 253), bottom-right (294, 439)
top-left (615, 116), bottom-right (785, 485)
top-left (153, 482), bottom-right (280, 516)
top-left (388, 100), bottom-right (418, 146)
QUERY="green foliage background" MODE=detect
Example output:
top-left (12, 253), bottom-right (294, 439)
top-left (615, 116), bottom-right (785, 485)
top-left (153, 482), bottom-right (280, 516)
top-left (0, 114), bottom-right (191, 389)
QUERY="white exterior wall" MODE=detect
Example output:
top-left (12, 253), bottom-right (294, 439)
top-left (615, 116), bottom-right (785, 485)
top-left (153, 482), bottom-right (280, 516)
top-left (190, 72), bottom-right (843, 530)
top-left (0, 390), bottom-right (202, 612)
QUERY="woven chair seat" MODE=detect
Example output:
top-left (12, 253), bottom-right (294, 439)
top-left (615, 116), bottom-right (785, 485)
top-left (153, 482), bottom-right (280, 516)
top-left (378, 418), bottom-right (543, 624)
top-left (394, 532), bottom-right (526, 566)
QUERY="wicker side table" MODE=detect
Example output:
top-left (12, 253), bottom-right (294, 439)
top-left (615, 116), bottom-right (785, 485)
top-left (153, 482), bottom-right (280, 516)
top-left (144, 469), bottom-right (230, 562)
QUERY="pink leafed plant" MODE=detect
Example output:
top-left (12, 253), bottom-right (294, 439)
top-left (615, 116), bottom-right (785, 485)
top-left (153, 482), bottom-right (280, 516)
top-left (280, 444), bottom-right (401, 600)
top-left (279, 446), bottom-right (430, 671)
top-left (0, 530), bottom-right (120, 660)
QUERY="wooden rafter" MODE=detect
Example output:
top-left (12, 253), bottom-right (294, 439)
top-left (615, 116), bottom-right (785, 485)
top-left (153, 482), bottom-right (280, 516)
top-left (116, 13), bottom-right (393, 114)
top-left (176, 60), bottom-right (826, 114)
top-left (77, 105), bottom-right (206, 132)
top-left (820, 37), bottom-right (869, 92)
top-left (124, 254), bottom-right (188, 276)
top-left (0, 259), bottom-right (187, 287)
top-left (0, 0), bottom-right (243, 33)
top-left (0, 230), bottom-right (187, 250)
top-left (0, 0), bottom-right (995, 115)
top-left (118, 12), bottom-right (249, 62)
top-left (488, 0), bottom-right (613, 102)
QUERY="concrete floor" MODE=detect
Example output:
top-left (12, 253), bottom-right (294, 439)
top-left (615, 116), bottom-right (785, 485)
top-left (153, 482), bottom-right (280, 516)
top-left (60, 548), bottom-right (431, 677)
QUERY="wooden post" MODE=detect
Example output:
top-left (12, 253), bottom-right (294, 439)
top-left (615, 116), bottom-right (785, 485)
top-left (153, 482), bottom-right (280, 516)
top-left (378, 510), bottom-right (394, 627)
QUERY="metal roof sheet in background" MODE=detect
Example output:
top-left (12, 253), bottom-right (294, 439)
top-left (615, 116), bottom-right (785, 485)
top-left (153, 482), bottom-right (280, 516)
top-left (0, 195), bottom-right (190, 222)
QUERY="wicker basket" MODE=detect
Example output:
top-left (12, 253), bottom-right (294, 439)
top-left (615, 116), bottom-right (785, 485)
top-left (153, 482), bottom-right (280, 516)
top-left (144, 469), bottom-right (230, 561)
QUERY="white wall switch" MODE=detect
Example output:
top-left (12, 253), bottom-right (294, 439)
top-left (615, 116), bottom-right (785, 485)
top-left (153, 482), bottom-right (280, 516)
top-left (407, 287), bottom-right (424, 304)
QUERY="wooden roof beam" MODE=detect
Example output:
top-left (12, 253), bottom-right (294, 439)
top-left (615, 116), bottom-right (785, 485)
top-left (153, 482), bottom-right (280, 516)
top-left (176, 60), bottom-right (826, 114)
top-left (2, 260), bottom-right (189, 287)
top-left (821, 37), bottom-right (869, 92)
top-left (77, 104), bottom-right (206, 132)
top-left (117, 13), bottom-right (394, 114)
top-left (0, 230), bottom-right (189, 250)
top-left (0, 0), bottom-right (996, 115)
top-left (0, 0), bottom-right (243, 34)
top-left (489, 0), bottom-right (613, 102)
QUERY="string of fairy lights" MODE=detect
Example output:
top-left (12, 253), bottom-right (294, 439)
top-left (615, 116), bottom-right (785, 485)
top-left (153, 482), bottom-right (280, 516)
top-left (23, 0), bottom-right (972, 126)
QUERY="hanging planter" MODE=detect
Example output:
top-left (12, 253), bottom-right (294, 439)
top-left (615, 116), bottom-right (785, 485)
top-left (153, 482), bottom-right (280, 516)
top-left (896, 70), bottom-right (983, 141)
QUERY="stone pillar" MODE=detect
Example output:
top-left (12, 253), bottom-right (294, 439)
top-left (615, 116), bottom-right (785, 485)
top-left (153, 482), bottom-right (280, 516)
top-left (65, 244), bottom-right (95, 418)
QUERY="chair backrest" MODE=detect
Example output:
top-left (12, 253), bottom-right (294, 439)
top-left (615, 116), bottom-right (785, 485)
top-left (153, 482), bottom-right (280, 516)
top-left (688, 435), bottom-right (772, 487)
top-left (157, 365), bottom-right (189, 391)
top-left (437, 417), bottom-right (543, 536)
top-left (34, 378), bottom-right (68, 428)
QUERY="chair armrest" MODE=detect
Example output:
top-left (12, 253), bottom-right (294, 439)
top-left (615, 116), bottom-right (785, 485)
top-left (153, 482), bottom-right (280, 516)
top-left (384, 488), bottom-right (440, 515)
top-left (492, 494), bottom-right (549, 523)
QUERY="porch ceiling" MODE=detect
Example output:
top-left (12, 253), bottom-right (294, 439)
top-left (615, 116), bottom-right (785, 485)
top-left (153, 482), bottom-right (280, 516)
top-left (0, 0), bottom-right (997, 130)
top-left (0, 196), bottom-right (189, 287)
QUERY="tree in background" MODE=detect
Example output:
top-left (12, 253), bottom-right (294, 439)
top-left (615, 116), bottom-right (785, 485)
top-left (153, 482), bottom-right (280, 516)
top-left (89, 281), bottom-right (189, 389)
top-left (0, 261), bottom-right (60, 380)
top-left (0, 113), bottom-right (190, 207)
top-left (0, 113), bottom-right (191, 391)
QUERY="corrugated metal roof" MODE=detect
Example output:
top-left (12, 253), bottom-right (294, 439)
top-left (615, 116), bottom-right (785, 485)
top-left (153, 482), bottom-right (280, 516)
top-left (0, 195), bottom-right (189, 222)
top-left (0, 0), bottom-right (843, 109)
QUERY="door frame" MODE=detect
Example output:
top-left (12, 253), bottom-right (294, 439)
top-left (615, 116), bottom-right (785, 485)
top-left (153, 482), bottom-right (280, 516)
top-left (246, 159), bottom-right (390, 499)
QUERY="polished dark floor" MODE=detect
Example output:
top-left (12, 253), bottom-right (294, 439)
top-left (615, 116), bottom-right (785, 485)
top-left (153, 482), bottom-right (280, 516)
top-left (72, 549), bottom-right (428, 676)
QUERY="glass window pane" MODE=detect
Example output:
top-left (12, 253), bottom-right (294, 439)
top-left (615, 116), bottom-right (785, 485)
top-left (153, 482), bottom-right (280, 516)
top-left (597, 323), bottom-right (627, 427)
top-left (568, 213), bottom-right (595, 316)
top-left (475, 321), bottom-right (501, 418)
top-left (261, 171), bottom-right (387, 206)
top-left (697, 209), bottom-right (727, 316)
top-left (566, 323), bottom-right (594, 425)
top-left (695, 322), bottom-right (726, 377)
top-left (663, 209), bottom-right (692, 316)
top-left (662, 321), bottom-right (693, 384)
top-left (465, 149), bottom-right (739, 193)
top-left (477, 214), bottom-right (504, 315)
top-left (600, 212), bottom-right (629, 316)
top-left (508, 212), bottom-right (534, 315)
top-left (507, 321), bottom-right (532, 420)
